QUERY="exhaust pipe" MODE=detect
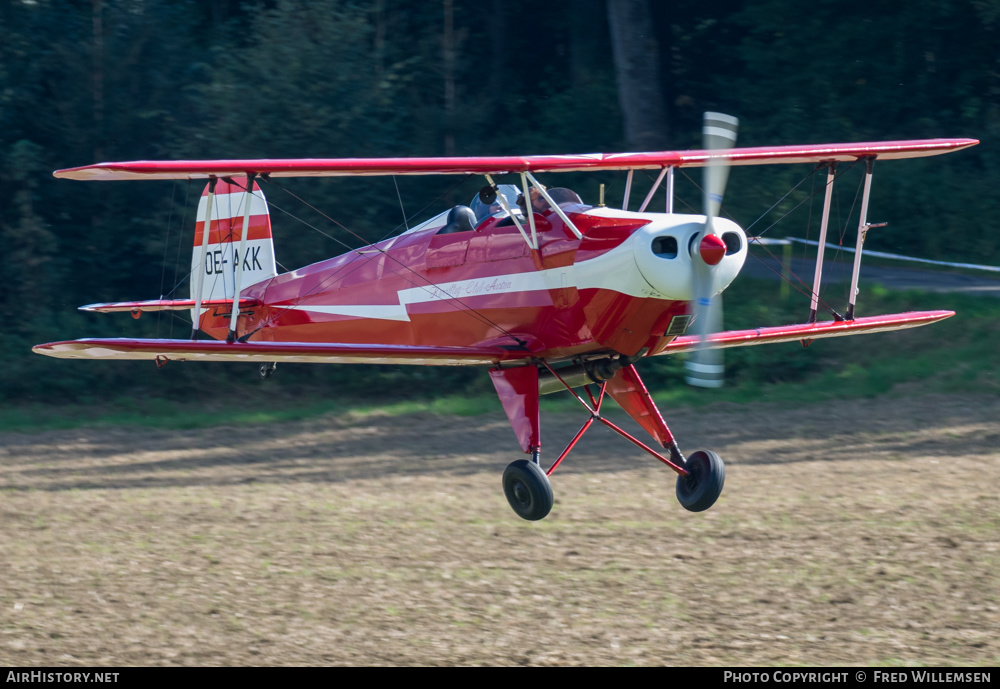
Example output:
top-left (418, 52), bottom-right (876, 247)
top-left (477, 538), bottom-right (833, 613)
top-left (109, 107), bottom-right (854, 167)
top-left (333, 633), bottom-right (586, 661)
top-left (538, 364), bottom-right (599, 396)
top-left (537, 355), bottom-right (641, 395)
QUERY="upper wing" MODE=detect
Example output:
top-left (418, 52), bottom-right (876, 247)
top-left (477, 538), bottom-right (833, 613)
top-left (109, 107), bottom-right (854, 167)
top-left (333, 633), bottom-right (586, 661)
top-left (54, 139), bottom-right (978, 181)
top-left (32, 338), bottom-right (526, 367)
top-left (653, 310), bottom-right (954, 355)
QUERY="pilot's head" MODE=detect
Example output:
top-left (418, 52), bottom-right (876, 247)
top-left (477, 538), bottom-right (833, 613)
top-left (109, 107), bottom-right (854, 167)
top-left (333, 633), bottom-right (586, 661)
top-left (518, 185), bottom-right (549, 214)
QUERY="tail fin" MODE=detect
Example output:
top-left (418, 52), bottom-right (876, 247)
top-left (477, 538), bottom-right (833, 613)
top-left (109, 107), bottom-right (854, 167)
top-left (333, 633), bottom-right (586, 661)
top-left (190, 177), bottom-right (277, 326)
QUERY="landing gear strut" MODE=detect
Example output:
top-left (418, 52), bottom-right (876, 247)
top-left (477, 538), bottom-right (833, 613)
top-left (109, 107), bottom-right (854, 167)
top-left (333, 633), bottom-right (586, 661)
top-left (490, 361), bottom-right (727, 521)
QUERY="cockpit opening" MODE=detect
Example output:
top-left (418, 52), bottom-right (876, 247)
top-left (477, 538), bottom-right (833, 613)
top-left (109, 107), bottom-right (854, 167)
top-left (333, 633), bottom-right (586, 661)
top-left (470, 184), bottom-right (522, 223)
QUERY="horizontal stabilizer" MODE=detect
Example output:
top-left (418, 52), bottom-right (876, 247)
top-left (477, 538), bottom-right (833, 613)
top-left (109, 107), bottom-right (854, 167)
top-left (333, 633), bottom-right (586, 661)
top-left (32, 338), bottom-right (523, 367)
top-left (53, 139), bottom-right (979, 181)
top-left (81, 298), bottom-right (261, 314)
top-left (656, 310), bottom-right (954, 355)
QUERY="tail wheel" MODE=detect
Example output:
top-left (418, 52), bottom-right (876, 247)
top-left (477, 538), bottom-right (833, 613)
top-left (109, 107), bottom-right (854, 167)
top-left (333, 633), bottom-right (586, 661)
top-left (676, 450), bottom-right (725, 512)
top-left (502, 459), bottom-right (554, 521)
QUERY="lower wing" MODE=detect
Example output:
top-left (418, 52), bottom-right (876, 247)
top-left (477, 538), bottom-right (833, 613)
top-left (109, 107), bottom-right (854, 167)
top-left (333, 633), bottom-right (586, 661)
top-left (32, 339), bottom-right (524, 367)
top-left (33, 310), bottom-right (952, 366)
top-left (653, 310), bottom-right (954, 355)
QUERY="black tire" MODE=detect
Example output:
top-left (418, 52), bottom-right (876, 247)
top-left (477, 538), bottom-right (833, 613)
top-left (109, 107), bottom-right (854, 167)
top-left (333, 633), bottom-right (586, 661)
top-left (502, 459), bottom-right (554, 521)
top-left (675, 450), bottom-right (725, 512)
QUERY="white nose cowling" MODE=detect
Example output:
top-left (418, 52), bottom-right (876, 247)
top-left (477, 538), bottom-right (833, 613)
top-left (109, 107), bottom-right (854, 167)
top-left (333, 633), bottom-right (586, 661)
top-left (631, 216), bottom-right (747, 301)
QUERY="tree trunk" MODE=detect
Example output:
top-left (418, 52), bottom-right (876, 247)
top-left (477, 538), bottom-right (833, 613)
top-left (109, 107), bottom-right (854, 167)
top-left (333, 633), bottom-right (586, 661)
top-left (606, 0), bottom-right (669, 150)
top-left (442, 0), bottom-right (456, 155)
top-left (92, 0), bottom-right (104, 162)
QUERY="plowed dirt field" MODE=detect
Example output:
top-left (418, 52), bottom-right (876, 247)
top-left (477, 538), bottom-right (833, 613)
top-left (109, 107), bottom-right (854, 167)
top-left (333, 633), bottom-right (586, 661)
top-left (2, 394), bottom-right (998, 666)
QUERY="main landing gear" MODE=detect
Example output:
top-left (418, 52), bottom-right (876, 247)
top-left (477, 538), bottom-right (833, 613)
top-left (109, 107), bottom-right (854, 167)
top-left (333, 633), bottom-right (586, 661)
top-left (491, 362), bottom-right (725, 521)
top-left (501, 456), bottom-right (554, 521)
top-left (674, 449), bottom-right (725, 513)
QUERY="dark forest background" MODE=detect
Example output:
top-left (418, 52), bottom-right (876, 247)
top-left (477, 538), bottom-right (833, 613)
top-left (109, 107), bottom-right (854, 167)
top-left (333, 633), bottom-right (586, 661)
top-left (2, 0), bottom-right (997, 405)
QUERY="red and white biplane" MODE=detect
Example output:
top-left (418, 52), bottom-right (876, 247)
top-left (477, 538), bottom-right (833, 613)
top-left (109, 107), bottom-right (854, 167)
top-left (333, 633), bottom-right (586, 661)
top-left (34, 114), bottom-right (977, 520)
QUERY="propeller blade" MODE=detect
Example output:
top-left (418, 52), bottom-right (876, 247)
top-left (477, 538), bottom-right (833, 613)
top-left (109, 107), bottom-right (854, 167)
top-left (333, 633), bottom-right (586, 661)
top-left (685, 293), bottom-right (724, 388)
top-left (686, 111), bottom-right (738, 388)
top-left (702, 112), bottom-right (739, 221)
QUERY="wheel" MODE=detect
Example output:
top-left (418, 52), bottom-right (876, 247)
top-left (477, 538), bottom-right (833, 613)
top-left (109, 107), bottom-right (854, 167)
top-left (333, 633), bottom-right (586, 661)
top-left (675, 450), bottom-right (725, 512)
top-left (502, 459), bottom-right (554, 521)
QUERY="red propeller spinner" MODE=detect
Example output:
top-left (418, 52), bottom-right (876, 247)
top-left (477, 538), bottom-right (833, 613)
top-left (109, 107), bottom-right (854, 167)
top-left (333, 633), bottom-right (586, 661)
top-left (699, 233), bottom-right (727, 266)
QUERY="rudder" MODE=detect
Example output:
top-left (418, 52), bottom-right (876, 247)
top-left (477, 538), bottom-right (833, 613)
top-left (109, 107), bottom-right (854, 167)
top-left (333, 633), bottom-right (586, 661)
top-left (190, 177), bottom-right (277, 327)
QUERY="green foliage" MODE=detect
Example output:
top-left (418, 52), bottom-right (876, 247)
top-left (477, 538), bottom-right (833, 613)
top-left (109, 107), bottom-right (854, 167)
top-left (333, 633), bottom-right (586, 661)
top-left (2, 0), bottom-right (998, 411)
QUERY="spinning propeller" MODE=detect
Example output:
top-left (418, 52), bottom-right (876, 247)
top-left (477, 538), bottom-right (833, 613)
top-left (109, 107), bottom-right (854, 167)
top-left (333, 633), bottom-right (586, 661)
top-left (685, 112), bottom-right (739, 388)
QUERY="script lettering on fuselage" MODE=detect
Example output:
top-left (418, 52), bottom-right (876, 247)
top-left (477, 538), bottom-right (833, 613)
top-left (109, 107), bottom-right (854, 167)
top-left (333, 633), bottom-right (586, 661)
top-left (424, 277), bottom-right (514, 301)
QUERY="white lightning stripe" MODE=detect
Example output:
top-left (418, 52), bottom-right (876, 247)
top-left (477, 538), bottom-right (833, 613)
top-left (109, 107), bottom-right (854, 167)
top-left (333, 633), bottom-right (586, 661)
top-left (285, 271), bottom-right (561, 322)
top-left (287, 304), bottom-right (410, 321)
top-left (281, 234), bottom-right (666, 323)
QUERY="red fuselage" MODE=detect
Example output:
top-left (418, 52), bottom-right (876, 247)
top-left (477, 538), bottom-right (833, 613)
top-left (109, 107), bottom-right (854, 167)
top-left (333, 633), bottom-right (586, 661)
top-left (197, 202), bottom-right (747, 363)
